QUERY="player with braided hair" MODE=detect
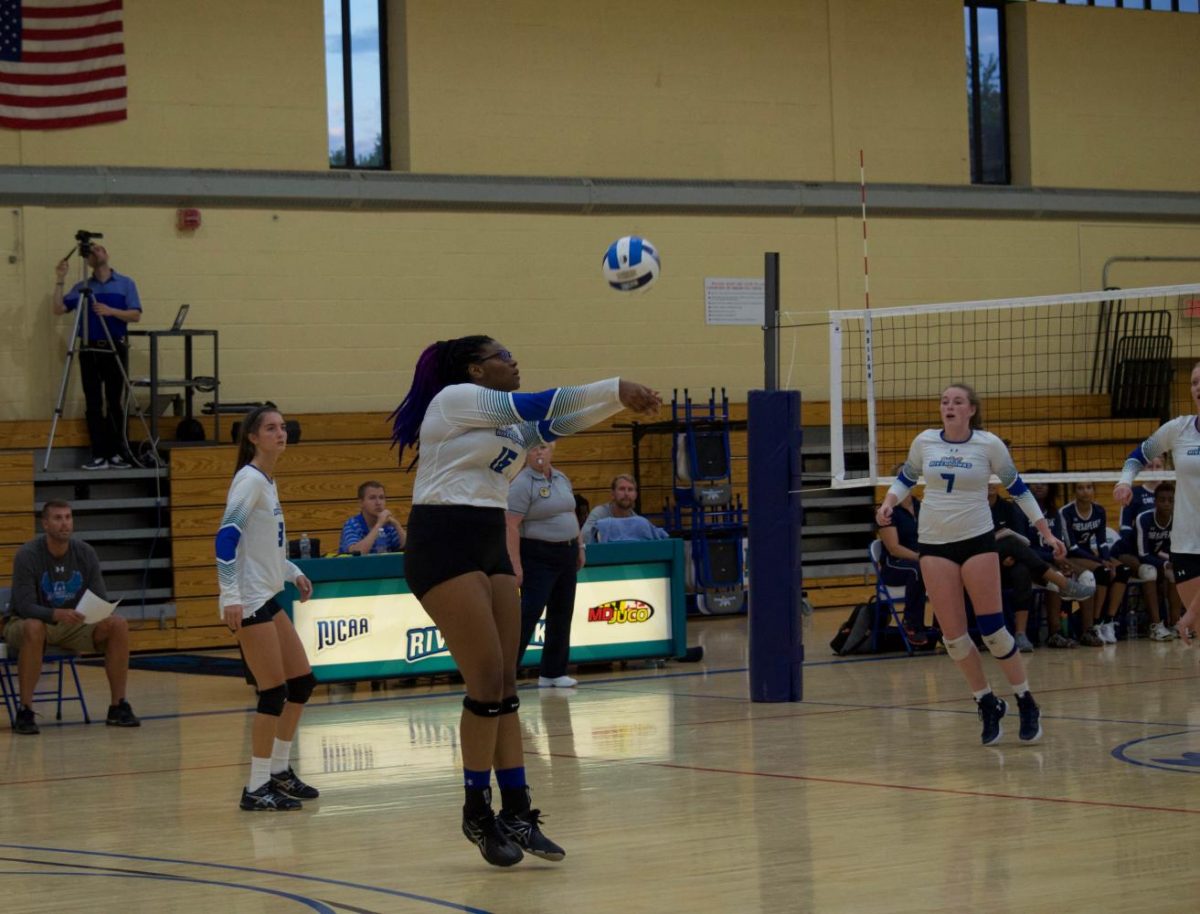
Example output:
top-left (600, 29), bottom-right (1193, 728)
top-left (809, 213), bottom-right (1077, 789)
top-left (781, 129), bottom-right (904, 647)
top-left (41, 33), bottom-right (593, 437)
top-left (391, 335), bottom-right (660, 866)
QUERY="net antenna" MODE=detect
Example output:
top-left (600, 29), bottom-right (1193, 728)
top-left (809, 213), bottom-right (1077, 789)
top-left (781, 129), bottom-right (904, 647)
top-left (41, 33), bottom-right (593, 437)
top-left (859, 150), bottom-right (878, 485)
top-left (828, 282), bottom-right (1200, 489)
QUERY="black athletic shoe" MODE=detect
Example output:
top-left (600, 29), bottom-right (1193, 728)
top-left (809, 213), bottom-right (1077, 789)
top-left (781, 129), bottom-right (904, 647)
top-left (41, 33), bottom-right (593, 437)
top-left (1017, 692), bottom-right (1043, 743)
top-left (498, 807), bottom-right (566, 861)
top-left (240, 783), bottom-right (302, 811)
top-left (462, 807), bottom-right (524, 867)
top-left (13, 706), bottom-right (39, 735)
top-left (106, 699), bottom-right (141, 727)
top-left (977, 693), bottom-right (1007, 746)
top-left (270, 766), bottom-right (319, 799)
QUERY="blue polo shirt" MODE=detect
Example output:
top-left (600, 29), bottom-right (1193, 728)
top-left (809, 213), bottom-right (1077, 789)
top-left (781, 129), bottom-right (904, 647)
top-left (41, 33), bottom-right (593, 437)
top-left (63, 270), bottom-right (142, 344)
top-left (338, 513), bottom-right (402, 554)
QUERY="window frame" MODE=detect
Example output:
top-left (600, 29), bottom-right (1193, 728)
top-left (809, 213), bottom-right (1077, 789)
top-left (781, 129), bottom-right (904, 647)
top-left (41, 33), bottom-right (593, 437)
top-left (329, 0), bottom-right (390, 171)
top-left (965, 0), bottom-right (1011, 186)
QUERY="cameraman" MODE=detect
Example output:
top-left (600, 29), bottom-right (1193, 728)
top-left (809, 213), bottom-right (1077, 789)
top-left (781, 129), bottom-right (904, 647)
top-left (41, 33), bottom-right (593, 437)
top-left (53, 241), bottom-right (142, 470)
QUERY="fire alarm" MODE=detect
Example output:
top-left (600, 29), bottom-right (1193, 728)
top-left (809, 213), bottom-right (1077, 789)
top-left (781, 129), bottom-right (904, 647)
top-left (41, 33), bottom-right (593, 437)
top-left (176, 208), bottom-right (202, 231)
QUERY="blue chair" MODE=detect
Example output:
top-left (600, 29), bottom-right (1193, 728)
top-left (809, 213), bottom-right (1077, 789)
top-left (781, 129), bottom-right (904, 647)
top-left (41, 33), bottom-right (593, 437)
top-left (867, 540), bottom-right (915, 656)
top-left (0, 589), bottom-right (91, 727)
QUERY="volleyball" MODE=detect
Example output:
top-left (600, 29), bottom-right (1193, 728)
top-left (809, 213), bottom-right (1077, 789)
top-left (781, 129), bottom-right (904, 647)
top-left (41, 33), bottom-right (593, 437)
top-left (602, 236), bottom-right (660, 292)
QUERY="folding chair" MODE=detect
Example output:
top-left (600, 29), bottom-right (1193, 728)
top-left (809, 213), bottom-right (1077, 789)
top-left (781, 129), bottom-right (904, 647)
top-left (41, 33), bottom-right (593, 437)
top-left (867, 540), bottom-right (914, 655)
top-left (0, 589), bottom-right (91, 726)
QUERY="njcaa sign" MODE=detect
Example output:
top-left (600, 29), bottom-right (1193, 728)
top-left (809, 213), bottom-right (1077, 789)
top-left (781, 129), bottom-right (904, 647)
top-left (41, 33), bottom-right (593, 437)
top-left (294, 577), bottom-right (673, 670)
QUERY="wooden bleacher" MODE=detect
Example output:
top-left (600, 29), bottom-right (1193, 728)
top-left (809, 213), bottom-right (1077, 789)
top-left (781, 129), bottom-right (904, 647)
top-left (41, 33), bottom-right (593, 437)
top-left (4, 379), bottom-right (1194, 650)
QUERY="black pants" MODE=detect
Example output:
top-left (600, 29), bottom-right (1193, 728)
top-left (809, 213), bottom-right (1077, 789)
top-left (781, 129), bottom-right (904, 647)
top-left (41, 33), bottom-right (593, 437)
top-left (516, 539), bottom-right (579, 678)
top-left (79, 342), bottom-right (128, 460)
top-left (997, 536), bottom-right (1051, 629)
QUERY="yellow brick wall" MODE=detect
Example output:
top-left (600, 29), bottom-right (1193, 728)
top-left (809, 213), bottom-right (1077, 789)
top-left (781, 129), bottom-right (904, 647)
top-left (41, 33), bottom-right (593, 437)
top-left (404, 0), bottom-right (967, 184)
top-left (0, 0), bottom-right (327, 170)
top-left (4, 206), bottom-right (1200, 422)
top-left (1007, 2), bottom-right (1200, 191)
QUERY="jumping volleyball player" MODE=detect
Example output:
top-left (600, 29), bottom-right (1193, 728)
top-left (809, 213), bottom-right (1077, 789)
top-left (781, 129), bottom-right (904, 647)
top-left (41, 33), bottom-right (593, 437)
top-left (1114, 360), bottom-right (1200, 643)
top-left (216, 406), bottom-right (320, 811)
top-left (390, 336), bottom-right (660, 866)
top-left (877, 383), bottom-right (1068, 745)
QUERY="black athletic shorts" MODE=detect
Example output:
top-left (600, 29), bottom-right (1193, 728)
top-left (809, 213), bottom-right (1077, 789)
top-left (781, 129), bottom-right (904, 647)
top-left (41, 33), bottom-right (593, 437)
top-left (918, 530), bottom-right (997, 566)
top-left (242, 597), bottom-right (283, 627)
top-left (404, 504), bottom-right (514, 599)
top-left (1169, 551), bottom-right (1200, 585)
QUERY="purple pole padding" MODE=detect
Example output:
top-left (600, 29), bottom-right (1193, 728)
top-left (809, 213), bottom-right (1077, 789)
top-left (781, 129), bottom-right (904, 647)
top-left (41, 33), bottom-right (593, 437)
top-left (747, 389), bottom-right (804, 702)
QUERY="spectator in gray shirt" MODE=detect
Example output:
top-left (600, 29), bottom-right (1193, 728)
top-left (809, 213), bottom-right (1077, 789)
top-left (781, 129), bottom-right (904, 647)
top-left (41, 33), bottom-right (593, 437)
top-left (580, 474), bottom-right (640, 544)
top-left (4, 500), bottom-right (139, 734)
top-left (506, 443), bottom-right (584, 688)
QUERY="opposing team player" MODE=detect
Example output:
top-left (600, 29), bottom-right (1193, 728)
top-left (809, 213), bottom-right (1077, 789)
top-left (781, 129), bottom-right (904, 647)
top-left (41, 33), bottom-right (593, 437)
top-left (390, 336), bottom-right (660, 866)
top-left (877, 383), bottom-right (1067, 745)
top-left (215, 406), bottom-right (320, 811)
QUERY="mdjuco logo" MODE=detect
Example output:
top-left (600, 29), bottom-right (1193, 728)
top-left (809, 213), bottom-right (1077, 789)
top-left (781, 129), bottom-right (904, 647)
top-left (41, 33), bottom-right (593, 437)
top-left (316, 616), bottom-right (370, 653)
top-left (587, 599), bottom-right (655, 624)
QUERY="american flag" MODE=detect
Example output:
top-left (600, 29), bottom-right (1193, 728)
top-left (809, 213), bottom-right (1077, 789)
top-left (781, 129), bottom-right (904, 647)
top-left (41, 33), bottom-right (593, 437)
top-left (0, 0), bottom-right (126, 130)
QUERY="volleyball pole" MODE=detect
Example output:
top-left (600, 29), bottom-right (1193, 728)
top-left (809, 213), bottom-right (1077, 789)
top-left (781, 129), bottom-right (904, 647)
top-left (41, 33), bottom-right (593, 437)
top-left (748, 253), bottom-right (804, 702)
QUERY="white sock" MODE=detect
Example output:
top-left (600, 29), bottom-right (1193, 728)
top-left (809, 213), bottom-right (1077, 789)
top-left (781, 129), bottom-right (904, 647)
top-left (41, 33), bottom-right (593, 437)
top-left (972, 687), bottom-right (992, 702)
top-left (1012, 681), bottom-right (1030, 698)
top-left (270, 738), bottom-right (292, 775)
top-left (248, 756), bottom-right (272, 792)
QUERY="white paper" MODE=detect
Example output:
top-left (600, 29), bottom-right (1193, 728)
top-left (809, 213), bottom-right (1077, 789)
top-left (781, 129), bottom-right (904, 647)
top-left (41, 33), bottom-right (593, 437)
top-left (704, 277), bottom-right (765, 325)
top-left (77, 589), bottom-right (120, 623)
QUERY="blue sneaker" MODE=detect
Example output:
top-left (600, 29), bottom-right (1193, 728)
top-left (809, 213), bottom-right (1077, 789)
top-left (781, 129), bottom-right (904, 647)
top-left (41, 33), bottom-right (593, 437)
top-left (977, 693), bottom-right (1007, 746)
top-left (1017, 692), bottom-right (1042, 743)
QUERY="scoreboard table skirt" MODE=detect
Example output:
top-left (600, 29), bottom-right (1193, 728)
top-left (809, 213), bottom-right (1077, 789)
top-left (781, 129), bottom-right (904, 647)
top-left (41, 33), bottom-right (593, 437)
top-left (281, 540), bottom-right (688, 682)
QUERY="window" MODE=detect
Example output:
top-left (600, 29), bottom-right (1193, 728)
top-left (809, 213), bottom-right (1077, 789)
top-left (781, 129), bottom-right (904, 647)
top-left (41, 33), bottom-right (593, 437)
top-left (964, 1), bottom-right (1009, 185)
top-left (1034, 0), bottom-right (1199, 9)
top-left (325, 0), bottom-right (389, 169)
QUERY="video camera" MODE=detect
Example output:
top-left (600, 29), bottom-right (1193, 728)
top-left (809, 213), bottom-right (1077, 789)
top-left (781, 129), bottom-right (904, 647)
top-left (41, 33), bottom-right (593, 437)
top-left (74, 229), bottom-right (103, 259)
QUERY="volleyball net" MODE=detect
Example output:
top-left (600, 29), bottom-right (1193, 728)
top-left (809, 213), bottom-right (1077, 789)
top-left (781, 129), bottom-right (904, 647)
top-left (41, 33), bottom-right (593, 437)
top-left (821, 283), bottom-right (1200, 488)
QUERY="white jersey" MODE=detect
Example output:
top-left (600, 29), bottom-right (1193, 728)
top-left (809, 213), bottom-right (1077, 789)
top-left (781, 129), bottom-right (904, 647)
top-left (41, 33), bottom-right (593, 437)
top-left (1121, 414), bottom-right (1200, 554)
top-left (215, 464), bottom-right (301, 618)
top-left (890, 428), bottom-right (1042, 545)
top-left (413, 378), bottom-right (623, 508)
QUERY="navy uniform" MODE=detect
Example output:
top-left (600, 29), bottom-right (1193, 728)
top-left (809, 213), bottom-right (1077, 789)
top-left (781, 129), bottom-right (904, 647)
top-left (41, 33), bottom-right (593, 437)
top-left (1057, 501), bottom-right (1109, 561)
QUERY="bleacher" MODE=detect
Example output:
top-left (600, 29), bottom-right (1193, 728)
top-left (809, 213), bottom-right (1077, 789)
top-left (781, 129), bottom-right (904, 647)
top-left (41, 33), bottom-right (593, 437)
top-left (3, 366), bottom-right (1194, 650)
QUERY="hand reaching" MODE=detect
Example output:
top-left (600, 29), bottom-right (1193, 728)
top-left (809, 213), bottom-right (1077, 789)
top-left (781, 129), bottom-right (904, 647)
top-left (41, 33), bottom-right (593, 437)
top-left (618, 381), bottom-right (662, 415)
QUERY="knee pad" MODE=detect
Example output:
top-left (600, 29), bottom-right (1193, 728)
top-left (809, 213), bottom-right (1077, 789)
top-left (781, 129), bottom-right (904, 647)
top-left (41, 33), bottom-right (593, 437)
top-left (943, 632), bottom-right (976, 662)
top-left (286, 672), bottom-right (317, 705)
top-left (1112, 565), bottom-right (1132, 584)
top-left (499, 695), bottom-right (520, 715)
top-left (1092, 566), bottom-right (1111, 587)
top-left (462, 695), bottom-right (502, 718)
top-left (256, 683), bottom-right (288, 717)
top-left (977, 613), bottom-right (1018, 660)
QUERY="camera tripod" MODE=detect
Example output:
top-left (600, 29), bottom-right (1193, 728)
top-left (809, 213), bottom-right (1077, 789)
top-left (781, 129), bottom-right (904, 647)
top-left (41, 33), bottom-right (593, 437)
top-left (44, 234), bottom-right (158, 472)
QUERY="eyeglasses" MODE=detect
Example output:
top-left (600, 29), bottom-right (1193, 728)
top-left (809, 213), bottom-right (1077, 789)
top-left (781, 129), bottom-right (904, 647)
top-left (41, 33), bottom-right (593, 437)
top-left (479, 349), bottom-right (515, 364)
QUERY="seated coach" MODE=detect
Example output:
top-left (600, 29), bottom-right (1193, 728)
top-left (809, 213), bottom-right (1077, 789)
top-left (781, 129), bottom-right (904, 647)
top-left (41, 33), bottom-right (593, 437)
top-left (339, 481), bottom-right (406, 555)
top-left (4, 500), bottom-right (140, 734)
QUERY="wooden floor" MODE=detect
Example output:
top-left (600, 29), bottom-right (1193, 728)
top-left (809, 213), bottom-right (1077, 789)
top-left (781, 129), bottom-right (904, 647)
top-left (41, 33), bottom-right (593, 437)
top-left (3, 611), bottom-right (1200, 914)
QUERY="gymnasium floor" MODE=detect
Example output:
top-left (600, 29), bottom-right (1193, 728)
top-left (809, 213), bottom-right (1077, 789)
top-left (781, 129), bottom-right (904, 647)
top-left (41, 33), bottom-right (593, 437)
top-left (2, 611), bottom-right (1198, 914)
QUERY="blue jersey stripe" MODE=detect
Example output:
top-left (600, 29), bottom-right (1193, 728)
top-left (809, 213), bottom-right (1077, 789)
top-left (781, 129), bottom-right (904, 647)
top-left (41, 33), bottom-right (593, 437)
top-left (512, 389), bottom-right (556, 421)
top-left (215, 524), bottom-right (242, 563)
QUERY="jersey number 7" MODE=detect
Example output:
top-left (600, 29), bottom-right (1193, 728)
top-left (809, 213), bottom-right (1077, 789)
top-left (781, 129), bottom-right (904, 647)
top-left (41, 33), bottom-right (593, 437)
top-left (940, 473), bottom-right (955, 493)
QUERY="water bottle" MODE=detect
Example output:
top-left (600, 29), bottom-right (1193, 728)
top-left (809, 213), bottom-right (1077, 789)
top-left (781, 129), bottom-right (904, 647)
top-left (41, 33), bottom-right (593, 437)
top-left (1125, 608), bottom-right (1138, 640)
top-left (299, 533), bottom-right (311, 559)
